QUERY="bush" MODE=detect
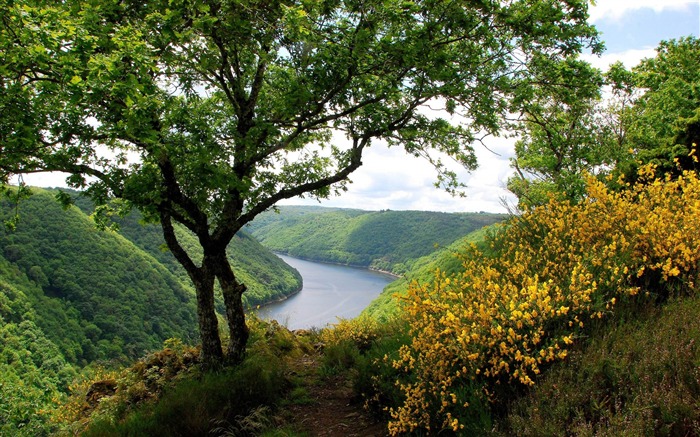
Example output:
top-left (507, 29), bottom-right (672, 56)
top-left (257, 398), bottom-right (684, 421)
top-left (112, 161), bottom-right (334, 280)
top-left (387, 166), bottom-right (700, 434)
top-left (498, 293), bottom-right (700, 436)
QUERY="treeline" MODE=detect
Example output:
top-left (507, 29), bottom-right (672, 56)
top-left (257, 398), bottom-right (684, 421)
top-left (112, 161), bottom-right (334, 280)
top-left (246, 206), bottom-right (506, 274)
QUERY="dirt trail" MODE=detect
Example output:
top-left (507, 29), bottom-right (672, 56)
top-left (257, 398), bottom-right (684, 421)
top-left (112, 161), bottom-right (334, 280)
top-left (285, 354), bottom-right (389, 437)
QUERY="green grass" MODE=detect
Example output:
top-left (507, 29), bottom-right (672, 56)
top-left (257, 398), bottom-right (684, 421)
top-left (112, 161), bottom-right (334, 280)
top-left (62, 317), bottom-right (315, 437)
top-left (494, 292), bottom-right (700, 436)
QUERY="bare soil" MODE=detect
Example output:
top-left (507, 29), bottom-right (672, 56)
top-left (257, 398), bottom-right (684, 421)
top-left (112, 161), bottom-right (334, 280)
top-left (284, 354), bottom-right (389, 437)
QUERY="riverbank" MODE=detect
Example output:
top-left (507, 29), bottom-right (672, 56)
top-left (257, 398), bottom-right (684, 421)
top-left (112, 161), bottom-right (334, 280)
top-left (273, 251), bottom-right (402, 278)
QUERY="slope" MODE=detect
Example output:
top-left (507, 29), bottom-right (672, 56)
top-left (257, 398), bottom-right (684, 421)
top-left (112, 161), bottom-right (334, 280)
top-left (362, 226), bottom-right (495, 320)
top-left (0, 257), bottom-right (76, 436)
top-left (0, 188), bottom-right (198, 365)
top-left (108, 211), bottom-right (302, 308)
top-left (496, 291), bottom-right (700, 435)
top-left (68, 191), bottom-right (302, 308)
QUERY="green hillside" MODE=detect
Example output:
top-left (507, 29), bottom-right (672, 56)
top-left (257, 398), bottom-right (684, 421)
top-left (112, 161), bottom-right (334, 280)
top-left (246, 205), bottom-right (506, 274)
top-left (362, 226), bottom-right (494, 320)
top-left (103, 209), bottom-right (302, 308)
top-left (0, 258), bottom-right (76, 435)
top-left (1, 188), bottom-right (302, 366)
top-left (0, 189), bottom-right (199, 365)
top-left (497, 292), bottom-right (700, 435)
top-left (0, 188), bottom-right (301, 435)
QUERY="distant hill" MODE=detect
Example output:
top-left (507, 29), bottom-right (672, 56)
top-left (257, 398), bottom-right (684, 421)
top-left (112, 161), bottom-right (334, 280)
top-left (246, 205), bottom-right (506, 275)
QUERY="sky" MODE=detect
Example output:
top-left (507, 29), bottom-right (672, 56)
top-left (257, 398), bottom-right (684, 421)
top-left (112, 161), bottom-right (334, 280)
top-left (280, 0), bottom-right (700, 213)
top-left (19, 1), bottom-right (700, 214)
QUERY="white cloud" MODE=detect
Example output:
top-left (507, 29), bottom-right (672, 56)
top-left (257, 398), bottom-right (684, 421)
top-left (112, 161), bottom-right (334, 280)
top-left (583, 47), bottom-right (657, 70)
top-left (588, 0), bottom-right (696, 23)
top-left (281, 134), bottom-right (517, 213)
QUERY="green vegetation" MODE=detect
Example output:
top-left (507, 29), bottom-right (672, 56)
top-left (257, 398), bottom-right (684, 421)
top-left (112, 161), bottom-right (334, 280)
top-left (362, 226), bottom-right (492, 320)
top-left (49, 319), bottom-right (311, 436)
top-left (498, 294), bottom-right (700, 436)
top-left (1, 0), bottom-right (600, 366)
top-left (247, 206), bottom-right (505, 274)
top-left (1, 188), bottom-right (301, 364)
top-left (1, 188), bottom-right (198, 365)
top-left (509, 36), bottom-right (700, 211)
top-left (71, 193), bottom-right (302, 308)
top-left (619, 37), bottom-right (700, 182)
top-left (0, 187), bottom-right (302, 435)
top-left (115, 218), bottom-right (302, 309)
top-left (0, 260), bottom-right (76, 436)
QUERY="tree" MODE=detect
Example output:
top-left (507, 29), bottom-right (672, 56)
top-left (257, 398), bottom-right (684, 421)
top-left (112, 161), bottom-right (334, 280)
top-left (620, 36), bottom-right (700, 180)
top-left (0, 0), bottom-right (601, 367)
top-left (506, 57), bottom-right (635, 210)
top-left (507, 57), bottom-right (603, 208)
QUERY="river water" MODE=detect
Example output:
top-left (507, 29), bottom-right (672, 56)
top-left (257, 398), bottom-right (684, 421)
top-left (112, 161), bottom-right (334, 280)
top-left (254, 254), bottom-right (396, 330)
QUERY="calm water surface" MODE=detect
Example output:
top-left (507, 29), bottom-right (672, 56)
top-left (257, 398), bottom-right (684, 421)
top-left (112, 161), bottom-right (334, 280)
top-left (255, 254), bottom-right (396, 330)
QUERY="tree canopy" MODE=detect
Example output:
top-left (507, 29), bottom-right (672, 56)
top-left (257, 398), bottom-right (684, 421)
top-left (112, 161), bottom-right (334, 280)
top-left (623, 36), bottom-right (700, 179)
top-left (1, 0), bottom-right (601, 366)
top-left (507, 57), bottom-right (609, 209)
top-left (508, 36), bottom-right (700, 210)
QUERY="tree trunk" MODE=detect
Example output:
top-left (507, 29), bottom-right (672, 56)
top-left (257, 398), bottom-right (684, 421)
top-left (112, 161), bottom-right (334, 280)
top-left (213, 252), bottom-right (250, 364)
top-left (159, 211), bottom-right (224, 368)
top-left (192, 270), bottom-right (224, 368)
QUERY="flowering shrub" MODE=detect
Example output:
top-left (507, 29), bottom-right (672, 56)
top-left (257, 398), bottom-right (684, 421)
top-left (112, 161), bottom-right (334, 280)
top-left (388, 166), bottom-right (700, 434)
top-left (321, 315), bottom-right (382, 351)
top-left (50, 367), bottom-right (123, 434)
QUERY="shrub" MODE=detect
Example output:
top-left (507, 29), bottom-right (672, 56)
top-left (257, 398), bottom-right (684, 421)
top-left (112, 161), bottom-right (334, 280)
top-left (498, 293), bottom-right (700, 436)
top-left (387, 166), bottom-right (700, 434)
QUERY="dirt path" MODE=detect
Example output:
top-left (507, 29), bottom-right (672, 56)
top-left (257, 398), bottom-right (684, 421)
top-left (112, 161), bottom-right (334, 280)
top-left (284, 354), bottom-right (389, 437)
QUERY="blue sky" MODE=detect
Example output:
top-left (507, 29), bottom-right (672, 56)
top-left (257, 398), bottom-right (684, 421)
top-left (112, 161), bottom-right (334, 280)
top-left (22, 1), bottom-right (700, 213)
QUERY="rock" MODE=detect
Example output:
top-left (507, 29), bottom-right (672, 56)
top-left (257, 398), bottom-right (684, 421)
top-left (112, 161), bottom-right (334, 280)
top-left (86, 379), bottom-right (118, 407)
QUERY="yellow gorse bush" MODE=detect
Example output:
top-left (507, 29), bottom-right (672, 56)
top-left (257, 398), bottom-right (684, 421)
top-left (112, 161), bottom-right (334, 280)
top-left (389, 166), bottom-right (700, 434)
top-left (321, 314), bottom-right (382, 351)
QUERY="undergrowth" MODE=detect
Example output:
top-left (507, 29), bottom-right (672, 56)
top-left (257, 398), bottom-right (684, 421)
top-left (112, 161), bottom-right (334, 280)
top-left (497, 292), bottom-right (700, 436)
top-left (322, 165), bottom-right (700, 435)
top-left (52, 316), bottom-right (315, 436)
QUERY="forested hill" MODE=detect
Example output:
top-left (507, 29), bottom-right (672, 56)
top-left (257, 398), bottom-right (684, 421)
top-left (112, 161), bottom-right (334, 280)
top-left (246, 206), bottom-right (506, 274)
top-left (0, 189), bottom-right (197, 365)
top-left (70, 194), bottom-right (303, 309)
top-left (0, 188), bottom-right (301, 365)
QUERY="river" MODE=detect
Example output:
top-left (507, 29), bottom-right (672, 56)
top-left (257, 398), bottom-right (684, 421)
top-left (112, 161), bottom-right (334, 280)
top-left (254, 254), bottom-right (396, 330)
